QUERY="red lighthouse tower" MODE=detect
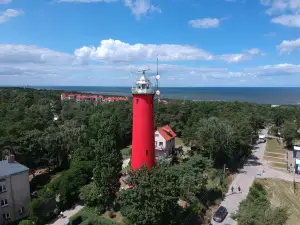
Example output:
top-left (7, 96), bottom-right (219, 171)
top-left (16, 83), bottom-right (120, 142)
top-left (131, 70), bottom-right (156, 170)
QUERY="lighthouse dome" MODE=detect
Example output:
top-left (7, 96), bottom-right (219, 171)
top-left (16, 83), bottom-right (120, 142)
top-left (132, 70), bottom-right (155, 95)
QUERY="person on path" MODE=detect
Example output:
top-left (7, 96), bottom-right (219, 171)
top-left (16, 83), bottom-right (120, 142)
top-left (238, 186), bottom-right (241, 193)
top-left (231, 186), bottom-right (234, 194)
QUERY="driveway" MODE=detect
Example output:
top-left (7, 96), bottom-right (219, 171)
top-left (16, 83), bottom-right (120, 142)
top-left (211, 129), bottom-right (268, 225)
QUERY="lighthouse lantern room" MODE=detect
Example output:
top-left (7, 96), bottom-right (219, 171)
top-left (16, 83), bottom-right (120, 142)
top-left (131, 70), bottom-right (156, 170)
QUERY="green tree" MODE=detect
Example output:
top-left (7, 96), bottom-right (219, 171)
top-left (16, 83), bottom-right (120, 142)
top-left (120, 164), bottom-right (183, 225)
top-left (282, 120), bottom-right (298, 147)
top-left (91, 112), bottom-right (123, 209)
top-left (58, 164), bottom-right (91, 210)
top-left (120, 156), bottom-right (209, 225)
top-left (183, 117), bottom-right (237, 167)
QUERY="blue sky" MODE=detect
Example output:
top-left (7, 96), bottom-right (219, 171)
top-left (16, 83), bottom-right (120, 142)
top-left (1, 0), bottom-right (300, 87)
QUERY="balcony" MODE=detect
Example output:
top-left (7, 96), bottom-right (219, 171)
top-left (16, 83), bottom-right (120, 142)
top-left (131, 88), bottom-right (155, 95)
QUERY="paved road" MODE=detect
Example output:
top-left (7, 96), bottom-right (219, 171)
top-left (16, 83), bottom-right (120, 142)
top-left (211, 129), bottom-right (268, 225)
top-left (48, 205), bottom-right (83, 225)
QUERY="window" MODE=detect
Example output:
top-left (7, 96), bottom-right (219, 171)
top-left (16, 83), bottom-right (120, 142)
top-left (146, 150), bottom-right (148, 156)
top-left (136, 99), bottom-right (139, 104)
top-left (2, 213), bottom-right (10, 220)
top-left (159, 142), bottom-right (163, 146)
top-left (1, 199), bottom-right (8, 207)
top-left (0, 185), bottom-right (6, 193)
top-left (155, 141), bottom-right (157, 146)
top-left (19, 206), bottom-right (25, 215)
top-left (155, 134), bottom-right (159, 137)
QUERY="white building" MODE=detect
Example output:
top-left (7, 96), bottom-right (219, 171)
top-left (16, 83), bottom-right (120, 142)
top-left (0, 155), bottom-right (30, 224)
top-left (155, 125), bottom-right (176, 158)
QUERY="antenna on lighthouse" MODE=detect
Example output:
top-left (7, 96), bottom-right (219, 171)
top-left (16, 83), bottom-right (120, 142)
top-left (155, 56), bottom-right (160, 99)
top-left (137, 69), bottom-right (150, 75)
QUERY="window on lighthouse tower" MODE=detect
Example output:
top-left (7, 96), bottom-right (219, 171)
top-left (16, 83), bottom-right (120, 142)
top-left (146, 150), bottom-right (148, 156)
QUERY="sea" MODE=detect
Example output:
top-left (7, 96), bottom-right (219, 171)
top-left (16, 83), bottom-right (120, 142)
top-left (32, 86), bottom-right (300, 105)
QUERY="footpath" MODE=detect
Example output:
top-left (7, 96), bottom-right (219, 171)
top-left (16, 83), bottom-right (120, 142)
top-left (211, 129), bottom-right (268, 225)
top-left (48, 205), bottom-right (83, 225)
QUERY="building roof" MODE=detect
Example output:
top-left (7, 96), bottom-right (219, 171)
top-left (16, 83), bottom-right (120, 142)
top-left (0, 160), bottom-right (29, 178)
top-left (157, 125), bottom-right (176, 141)
top-left (294, 146), bottom-right (300, 151)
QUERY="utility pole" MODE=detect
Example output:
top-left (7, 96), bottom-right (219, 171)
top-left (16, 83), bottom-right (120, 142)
top-left (294, 158), bottom-right (296, 193)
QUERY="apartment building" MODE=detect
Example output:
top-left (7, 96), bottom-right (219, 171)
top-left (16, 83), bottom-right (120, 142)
top-left (0, 156), bottom-right (30, 224)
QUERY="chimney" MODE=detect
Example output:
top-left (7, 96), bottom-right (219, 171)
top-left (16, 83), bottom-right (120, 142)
top-left (7, 155), bottom-right (15, 163)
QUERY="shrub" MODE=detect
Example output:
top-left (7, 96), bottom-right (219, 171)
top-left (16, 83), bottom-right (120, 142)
top-left (18, 220), bottom-right (34, 225)
top-left (70, 209), bottom-right (119, 225)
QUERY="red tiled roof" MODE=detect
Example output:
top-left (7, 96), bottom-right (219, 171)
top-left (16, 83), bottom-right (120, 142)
top-left (61, 93), bottom-right (103, 99)
top-left (157, 125), bottom-right (176, 141)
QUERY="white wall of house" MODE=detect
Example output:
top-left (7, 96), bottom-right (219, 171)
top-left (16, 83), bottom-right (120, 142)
top-left (155, 131), bottom-right (166, 149)
top-left (155, 131), bottom-right (175, 157)
top-left (0, 171), bottom-right (30, 224)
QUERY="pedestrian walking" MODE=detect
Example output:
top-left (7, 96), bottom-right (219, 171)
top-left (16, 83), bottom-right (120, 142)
top-left (238, 186), bottom-right (241, 193)
top-left (231, 186), bottom-right (234, 194)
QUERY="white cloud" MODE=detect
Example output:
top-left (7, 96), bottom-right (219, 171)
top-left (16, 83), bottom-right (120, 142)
top-left (74, 39), bottom-right (214, 62)
top-left (0, 0), bottom-right (12, 4)
top-left (261, 0), bottom-right (300, 15)
top-left (217, 48), bottom-right (263, 63)
top-left (271, 14), bottom-right (300, 27)
top-left (247, 48), bottom-right (261, 55)
top-left (0, 42), bottom-right (264, 80)
top-left (218, 54), bottom-right (247, 63)
top-left (0, 9), bottom-right (23, 24)
top-left (75, 39), bottom-right (263, 64)
top-left (124, 0), bottom-right (161, 19)
top-left (188, 18), bottom-right (220, 29)
top-left (245, 63), bottom-right (300, 76)
top-left (57, 0), bottom-right (160, 19)
top-left (0, 44), bottom-right (74, 64)
top-left (277, 38), bottom-right (300, 53)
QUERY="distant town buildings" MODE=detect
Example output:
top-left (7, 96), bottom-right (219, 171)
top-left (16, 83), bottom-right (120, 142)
top-left (60, 93), bottom-right (129, 104)
top-left (158, 99), bottom-right (168, 105)
top-left (0, 155), bottom-right (30, 224)
top-left (102, 96), bottom-right (129, 102)
top-left (155, 125), bottom-right (176, 158)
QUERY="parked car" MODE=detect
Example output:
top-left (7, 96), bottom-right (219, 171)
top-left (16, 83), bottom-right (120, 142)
top-left (213, 206), bottom-right (228, 223)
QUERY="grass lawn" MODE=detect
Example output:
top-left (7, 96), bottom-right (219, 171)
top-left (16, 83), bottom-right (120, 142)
top-left (70, 207), bottom-right (122, 224)
top-left (121, 146), bottom-right (131, 159)
top-left (265, 148), bottom-right (287, 153)
top-left (265, 152), bottom-right (286, 157)
top-left (256, 178), bottom-right (300, 225)
top-left (266, 139), bottom-right (285, 152)
top-left (264, 156), bottom-right (286, 163)
top-left (271, 162), bottom-right (287, 168)
top-left (175, 137), bottom-right (183, 147)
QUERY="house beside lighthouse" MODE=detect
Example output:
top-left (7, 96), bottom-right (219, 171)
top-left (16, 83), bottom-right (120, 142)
top-left (155, 125), bottom-right (177, 158)
top-left (131, 70), bottom-right (156, 170)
